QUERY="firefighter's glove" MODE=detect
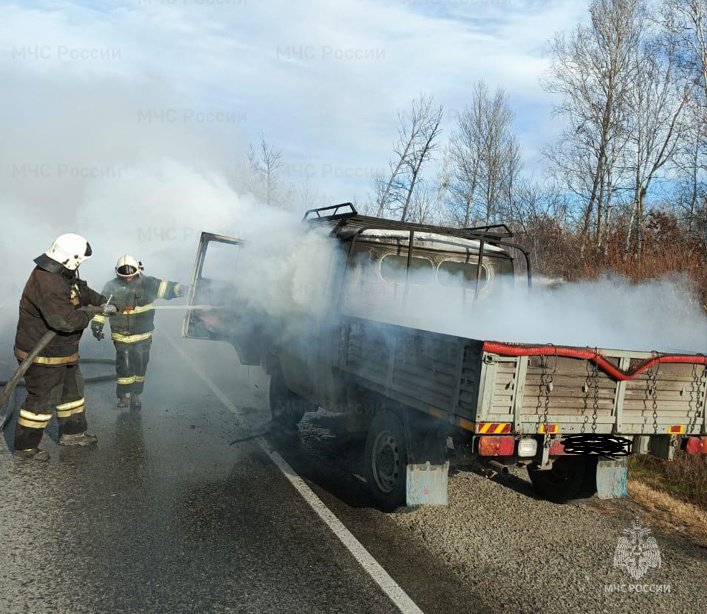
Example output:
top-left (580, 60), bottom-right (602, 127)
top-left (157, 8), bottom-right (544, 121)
top-left (91, 322), bottom-right (104, 341)
top-left (176, 283), bottom-right (191, 298)
top-left (102, 304), bottom-right (118, 317)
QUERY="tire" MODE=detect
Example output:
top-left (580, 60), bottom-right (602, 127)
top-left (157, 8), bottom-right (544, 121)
top-left (269, 368), bottom-right (310, 434)
top-left (364, 411), bottom-right (408, 512)
top-left (528, 456), bottom-right (587, 503)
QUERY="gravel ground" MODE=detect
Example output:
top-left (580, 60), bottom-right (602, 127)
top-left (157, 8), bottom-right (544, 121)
top-left (295, 407), bottom-right (707, 613)
top-left (386, 466), bottom-right (707, 614)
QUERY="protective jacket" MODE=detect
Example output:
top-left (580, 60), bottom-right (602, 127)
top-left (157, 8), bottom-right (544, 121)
top-left (95, 275), bottom-right (184, 342)
top-left (15, 254), bottom-right (106, 364)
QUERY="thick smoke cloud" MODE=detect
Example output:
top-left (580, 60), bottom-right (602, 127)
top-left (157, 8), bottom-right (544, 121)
top-left (344, 267), bottom-right (707, 353)
top-left (0, 53), bottom-right (337, 369)
top-left (0, 61), bottom-right (249, 347)
top-left (1, 3), bottom-right (704, 370)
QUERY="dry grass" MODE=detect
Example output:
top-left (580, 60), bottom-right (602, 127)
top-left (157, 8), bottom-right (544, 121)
top-left (627, 479), bottom-right (707, 544)
top-left (629, 452), bottom-right (707, 511)
top-left (628, 452), bottom-right (707, 544)
top-left (518, 210), bottom-right (707, 306)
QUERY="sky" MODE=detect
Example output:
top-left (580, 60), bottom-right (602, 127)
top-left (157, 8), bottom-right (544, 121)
top-left (0, 0), bottom-right (591, 335)
top-left (2, 0), bottom-right (705, 357)
top-left (0, 0), bottom-right (589, 206)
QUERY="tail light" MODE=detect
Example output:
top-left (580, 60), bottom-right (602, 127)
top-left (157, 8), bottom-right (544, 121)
top-left (549, 439), bottom-right (565, 456)
top-left (478, 436), bottom-right (515, 457)
top-left (685, 437), bottom-right (707, 455)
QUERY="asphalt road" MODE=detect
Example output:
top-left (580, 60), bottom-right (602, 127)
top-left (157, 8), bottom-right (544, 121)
top-left (0, 333), bottom-right (468, 614)
top-left (1, 330), bottom-right (705, 614)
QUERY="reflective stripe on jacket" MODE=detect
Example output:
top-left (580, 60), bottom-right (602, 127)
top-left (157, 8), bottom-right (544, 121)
top-left (98, 275), bottom-right (182, 336)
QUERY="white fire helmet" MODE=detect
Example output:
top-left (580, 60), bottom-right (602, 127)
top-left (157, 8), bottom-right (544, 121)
top-left (115, 254), bottom-right (143, 279)
top-left (44, 233), bottom-right (93, 270)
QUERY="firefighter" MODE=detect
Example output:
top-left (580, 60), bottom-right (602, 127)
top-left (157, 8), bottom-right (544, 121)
top-left (13, 233), bottom-right (114, 461)
top-left (91, 255), bottom-right (189, 409)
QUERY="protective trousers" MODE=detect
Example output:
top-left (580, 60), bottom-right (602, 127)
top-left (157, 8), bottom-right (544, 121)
top-left (114, 338), bottom-right (151, 398)
top-left (14, 363), bottom-right (87, 451)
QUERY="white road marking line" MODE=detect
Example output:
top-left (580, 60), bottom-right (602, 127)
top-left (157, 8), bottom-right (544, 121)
top-left (262, 443), bottom-right (425, 614)
top-left (163, 334), bottom-right (424, 614)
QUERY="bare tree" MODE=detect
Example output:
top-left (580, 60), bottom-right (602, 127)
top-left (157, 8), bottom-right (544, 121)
top-left (446, 82), bottom-right (521, 227)
top-left (447, 84), bottom-right (485, 226)
top-left (509, 180), bottom-right (573, 273)
top-left (673, 100), bottom-right (707, 244)
top-left (662, 0), bottom-right (707, 99)
top-left (400, 98), bottom-right (443, 222)
top-left (375, 95), bottom-right (443, 221)
top-left (482, 87), bottom-right (521, 224)
top-left (404, 180), bottom-right (442, 224)
top-left (543, 0), bottom-right (646, 247)
top-left (624, 29), bottom-right (691, 254)
top-left (660, 0), bottom-right (707, 244)
top-left (248, 134), bottom-right (285, 207)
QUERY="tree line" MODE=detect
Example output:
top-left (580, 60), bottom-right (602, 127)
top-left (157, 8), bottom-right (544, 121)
top-left (370, 0), bottom-right (707, 301)
top-left (244, 0), bottom-right (706, 303)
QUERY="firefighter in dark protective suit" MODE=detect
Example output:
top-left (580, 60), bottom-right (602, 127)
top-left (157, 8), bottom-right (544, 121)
top-left (91, 255), bottom-right (188, 409)
top-left (13, 234), bottom-right (115, 461)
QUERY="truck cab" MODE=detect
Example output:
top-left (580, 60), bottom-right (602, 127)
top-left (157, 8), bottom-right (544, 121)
top-left (183, 203), bottom-right (529, 420)
top-left (183, 204), bottom-right (707, 510)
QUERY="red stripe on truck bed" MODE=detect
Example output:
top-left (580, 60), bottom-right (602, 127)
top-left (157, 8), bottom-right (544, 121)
top-left (482, 342), bottom-right (707, 382)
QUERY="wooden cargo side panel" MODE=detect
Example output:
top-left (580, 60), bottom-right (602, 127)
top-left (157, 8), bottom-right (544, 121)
top-left (519, 356), bottom-right (618, 418)
top-left (621, 363), bottom-right (706, 433)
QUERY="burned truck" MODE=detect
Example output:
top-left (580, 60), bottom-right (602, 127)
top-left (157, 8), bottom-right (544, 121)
top-left (183, 203), bottom-right (707, 510)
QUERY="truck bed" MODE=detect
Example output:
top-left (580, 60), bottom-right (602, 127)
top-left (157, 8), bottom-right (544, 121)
top-left (337, 316), bottom-right (707, 437)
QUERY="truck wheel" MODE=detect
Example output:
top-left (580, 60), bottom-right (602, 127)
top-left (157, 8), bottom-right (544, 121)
top-left (269, 369), bottom-right (306, 434)
top-left (527, 456), bottom-right (587, 503)
top-left (364, 412), bottom-right (408, 512)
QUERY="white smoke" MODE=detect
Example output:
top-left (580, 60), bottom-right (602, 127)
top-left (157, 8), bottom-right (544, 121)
top-left (343, 267), bottom-right (707, 354)
top-left (192, 219), bottom-right (706, 355)
top-left (1, 3), bottom-right (704, 363)
top-left (0, 51), bottom-right (248, 347)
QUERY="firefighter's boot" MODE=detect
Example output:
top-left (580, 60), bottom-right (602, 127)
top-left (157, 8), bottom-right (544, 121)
top-left (130, 394), bottom-right (141, 410)
top-left (13, 448), bottom-right (50, 461)
top-left (59, 432), bottom-right (98, 447)
top-left (117, 395), bottom-right (130, 408)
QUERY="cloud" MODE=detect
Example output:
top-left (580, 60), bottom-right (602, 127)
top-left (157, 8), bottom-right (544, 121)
top-left (2, 0), bottom-right (589, 201)
top-left (0, 0), bottom-right (592, 340)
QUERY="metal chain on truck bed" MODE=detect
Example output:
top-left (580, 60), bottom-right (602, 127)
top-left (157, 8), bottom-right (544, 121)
top-left (645, 364), bottom-right (660, 434)
top-left (579, 351), bottom-right (600, 434)
top-left (581, 359), bottom-right (591, 434)
top-left (538, 353), bottom-right (556, 450)
top-left (687, 360), bottom-right (706, 434)
top-left (591, 348), bottom-right (600, 434)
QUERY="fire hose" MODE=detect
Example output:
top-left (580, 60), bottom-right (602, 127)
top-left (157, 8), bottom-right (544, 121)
top-left (0, 331), bottom-right (57, 430)
top-left (482, 341), bottom-right (707, 381)
top-left (0, 302), bottom-right (217, 429)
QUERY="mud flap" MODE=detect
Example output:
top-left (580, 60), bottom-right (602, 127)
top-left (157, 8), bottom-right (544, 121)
top-left (595, 457), bottom-right (628, 499)
top-left (406, 461), bottom-right (449, 506)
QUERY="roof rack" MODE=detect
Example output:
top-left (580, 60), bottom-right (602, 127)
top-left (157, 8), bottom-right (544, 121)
top-left (463, 223), bottom-right (514, 239)
top-left (303, 203), bottom-right (358, 222)
top-left (300, 203), bottom-right (532, 288)
top-left (330, 215), bottom-right (517, 243)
